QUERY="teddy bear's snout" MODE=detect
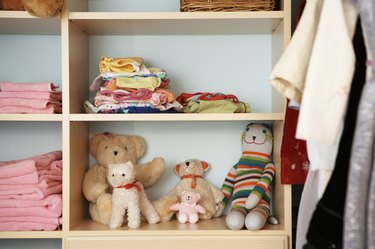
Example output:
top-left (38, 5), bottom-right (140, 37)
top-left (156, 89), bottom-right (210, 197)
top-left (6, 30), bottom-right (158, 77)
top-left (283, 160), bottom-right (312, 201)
top-left (252, 136), bottom-right (256, 141)
top-left (114, 151), bottom-right (118, 156)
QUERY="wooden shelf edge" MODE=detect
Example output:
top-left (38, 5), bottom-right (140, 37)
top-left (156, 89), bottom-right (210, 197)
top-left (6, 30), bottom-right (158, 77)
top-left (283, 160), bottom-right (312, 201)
top-left (69, 113), bottom-right (284, 122)
top-left (0, 114), bottom-right (63, 121)
top-left (68, 218), bottom-right (287, 236)
top-left (0, 230), bottom-right (62, 239)
top-left (69, 11), bottom-right (285, 20)
top-left (0, 10), bottom-right (60, 19)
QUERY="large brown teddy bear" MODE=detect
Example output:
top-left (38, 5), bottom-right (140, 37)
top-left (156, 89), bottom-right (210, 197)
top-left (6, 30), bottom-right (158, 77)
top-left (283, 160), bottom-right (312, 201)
top-left (0, 0), bottom-right (63, 18)
top-left (83, 132), bottom-right (166, 226)
top-left (153, 159), bottom-right (224, 222)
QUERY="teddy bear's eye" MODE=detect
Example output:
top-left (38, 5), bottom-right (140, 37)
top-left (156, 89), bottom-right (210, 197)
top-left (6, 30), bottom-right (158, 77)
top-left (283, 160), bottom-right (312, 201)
top-left (105, 146), bottom-right (108, 150)
top-left (122, 174), bottom-right (125, 177)
top-left (262, 129), bottom-right (267, 134)
top-left (112, 174), bottom-right (114, 177)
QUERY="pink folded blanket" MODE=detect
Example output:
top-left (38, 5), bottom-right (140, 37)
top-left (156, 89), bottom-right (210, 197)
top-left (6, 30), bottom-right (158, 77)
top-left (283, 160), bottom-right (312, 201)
top-left (0, 160), bottom-right (36, 179)
top-left (0, 171), bottom-right (39, 185)
top-left (0, 194), bottom-right (61, 210)
top-left (0, 221), bottom-right (60, 231)
top-left (0, 216), bottom-right (61, 225)
top-left (0, 98), bottom-right (61, 109)
top-left (0, 151), bottom-right (62, 168)
top-left (0, 104), bottom-right (62, 114)
top-left (0, 91), bottom-right (62, 101)
top-left (0, 82), bottom-right (59, 92)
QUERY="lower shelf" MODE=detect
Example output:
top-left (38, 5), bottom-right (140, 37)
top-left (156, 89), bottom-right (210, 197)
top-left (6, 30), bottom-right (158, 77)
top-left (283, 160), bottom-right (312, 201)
top-left (69, 216), bottom-right (287, 236)
top-left (65, 234), bottom-right (289, 249)
top-left (0, 230), bottom-right (62, 239)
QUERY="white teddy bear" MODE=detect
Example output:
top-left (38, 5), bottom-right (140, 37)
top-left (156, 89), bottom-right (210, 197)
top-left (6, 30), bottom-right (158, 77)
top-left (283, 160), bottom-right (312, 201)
top-left (107, 161), bottom-right (160, 229)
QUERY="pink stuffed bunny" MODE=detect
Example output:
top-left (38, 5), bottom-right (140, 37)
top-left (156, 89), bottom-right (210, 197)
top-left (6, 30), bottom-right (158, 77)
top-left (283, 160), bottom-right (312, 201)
top-left (170, 191), bottom-right (206, 224)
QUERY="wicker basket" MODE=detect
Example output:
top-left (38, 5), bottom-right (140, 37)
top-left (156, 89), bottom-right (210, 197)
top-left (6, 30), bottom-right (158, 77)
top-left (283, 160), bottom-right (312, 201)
top-left (180, 0), bottom-right (275, 12)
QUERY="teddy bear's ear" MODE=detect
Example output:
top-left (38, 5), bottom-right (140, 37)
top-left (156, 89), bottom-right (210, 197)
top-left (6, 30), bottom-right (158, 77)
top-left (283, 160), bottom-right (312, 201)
top-left (201, 161), bottom-right (209, 171)
top-left (196, 193), bottom-right (201, 199)
top-left (130, 136), bottom-right (146, 159)
top-left (175, 164), bottom-right (181, 175)
top-left (90, 132), bottom-right (109, 156)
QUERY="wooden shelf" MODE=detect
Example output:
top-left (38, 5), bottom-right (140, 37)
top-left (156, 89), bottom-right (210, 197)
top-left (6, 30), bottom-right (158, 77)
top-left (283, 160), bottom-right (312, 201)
top-left (69, 113), bottom-right (284, 122)
top-left (0, 230), bottom-right (62, 239)
top-left (69, 11), bottom-right (284, 35)
top-left (0, 11), bottom-right (61, 35)
top-left (69, 217), bottom-right (286, 236)
top-left (0, 114), bottom-right (63, 121)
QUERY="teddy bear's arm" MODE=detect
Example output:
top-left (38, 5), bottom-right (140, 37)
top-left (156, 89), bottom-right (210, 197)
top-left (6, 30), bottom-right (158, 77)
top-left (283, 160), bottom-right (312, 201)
top-left (169, 203), bottom-right (183, 211)
top-left (245, 162), bottom-right (275, 209)
top-left (135, 157), bottom-right (166, 188)
top-left (195, 204), bottom-right (206, 214)
top-left (82, 165), bottom-right (108, 202)
top-left (209, 183), bottom-right (225, 203)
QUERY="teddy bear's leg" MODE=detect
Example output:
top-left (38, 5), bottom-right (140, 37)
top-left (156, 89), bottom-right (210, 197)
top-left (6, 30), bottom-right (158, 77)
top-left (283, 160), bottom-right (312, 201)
top-left (189, 214), bottom-right (199, 224)
top-left (136, 157), bottom-right (166, 188)
top-left (127, 198), bottom-right (141, 229)
top-left (139, 191), bottom-right (160, 224)
top-left (197, 198), bottom-right (217, 220)
top-left (177, 213), bottom-right (188, 223)
top-left (89, 193), bottom-right (112, 225)
top-left (245, 204), bottom-right (270, 231)
top-left (225, 209), bottom-right (246, 230)
top-left (153, 195), bottom-right (179, 222)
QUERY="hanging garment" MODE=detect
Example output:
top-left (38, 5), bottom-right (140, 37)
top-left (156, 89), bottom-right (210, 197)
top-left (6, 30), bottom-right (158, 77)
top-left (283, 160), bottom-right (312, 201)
top-left (296, 0), bottom-right (358, 145)
top-left (303, 17), bottom-right (367, 249)
top-left (344, 1), bottom-right (375, 248)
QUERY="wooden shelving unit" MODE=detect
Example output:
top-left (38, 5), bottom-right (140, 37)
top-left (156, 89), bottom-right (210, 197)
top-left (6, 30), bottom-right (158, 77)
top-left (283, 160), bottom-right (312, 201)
top-left (0, 0), bottom-right (292, 248)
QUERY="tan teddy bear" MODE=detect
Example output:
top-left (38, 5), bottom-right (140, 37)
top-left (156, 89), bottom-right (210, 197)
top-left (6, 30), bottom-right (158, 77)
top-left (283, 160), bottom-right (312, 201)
top-left (153, 159), bottom-right (224, 222)
top-left (0, 0), bottom-right (64, 18)
top-left (82, 132), bottom-right (165, 226)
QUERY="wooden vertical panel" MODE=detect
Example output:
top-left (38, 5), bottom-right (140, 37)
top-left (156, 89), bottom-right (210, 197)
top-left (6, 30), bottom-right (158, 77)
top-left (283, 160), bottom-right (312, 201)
top-left (69, 21), bottom-right (89, 113)
top-left (69, 121), bottom-right (89, 230)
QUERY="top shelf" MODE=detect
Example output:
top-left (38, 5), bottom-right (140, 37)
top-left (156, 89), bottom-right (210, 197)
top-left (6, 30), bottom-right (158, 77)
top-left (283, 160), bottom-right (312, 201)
top-left (69, 11), bottom-right (285, 35)
top-left (0, 11), bottom-right (284, 35)
top-left (0, 11), bottom-right (61, 35)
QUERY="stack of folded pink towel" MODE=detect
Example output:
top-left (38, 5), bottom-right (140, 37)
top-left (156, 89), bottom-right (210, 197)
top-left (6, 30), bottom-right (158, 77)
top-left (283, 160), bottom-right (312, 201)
top-left (0, 151), bottom-right (63, 231)
top-left (0, 82), bottom-right (62, 114)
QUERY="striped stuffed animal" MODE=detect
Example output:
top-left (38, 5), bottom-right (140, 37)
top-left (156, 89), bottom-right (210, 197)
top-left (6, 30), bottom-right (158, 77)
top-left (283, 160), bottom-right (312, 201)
top-left (221, 123), bottom-right (275, 230)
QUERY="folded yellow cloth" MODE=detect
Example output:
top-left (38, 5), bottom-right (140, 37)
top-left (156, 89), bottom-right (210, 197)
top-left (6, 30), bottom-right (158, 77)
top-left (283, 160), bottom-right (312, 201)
top-left (183, 99), bottom-right (250, 113)
top-left (116, 76), bottom-right (161, 91)
top-left (99, 57), bottom-right (144, 73)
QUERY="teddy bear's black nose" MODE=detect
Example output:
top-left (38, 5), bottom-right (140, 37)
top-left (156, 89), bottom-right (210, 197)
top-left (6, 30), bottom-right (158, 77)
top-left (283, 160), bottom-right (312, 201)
top-left (114, 151), bottom-right (118, 156)
top-left (252, 136), bottom-right (256, 140)
top-left (186, 161), bottom-right (190, 166)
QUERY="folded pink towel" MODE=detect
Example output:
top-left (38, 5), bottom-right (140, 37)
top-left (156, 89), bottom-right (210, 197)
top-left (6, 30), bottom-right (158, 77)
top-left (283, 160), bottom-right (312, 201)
top-left (0, 82), bottom-right (59, 92)
top-left (0, 151), bottom-right (62, 168)
top-left (0, 98), bottom-right (61, 109)
top-left (0, 181), bottom-right (62, 200)
top-left (0, 216), bottom-right (61, 225)
top-left (0, 160), bottom-right (36, 179)
top-left (0, 194), bottom-right (61, 209)
top-left (0, 221), bottom-right (60, 231)
top-left (36, 159), bottom-right (62, 172)
top-left (0, 91), bottom-right (62, 101)
top-left (0, 104), bottom-right (62, 114)
top-left (0, 202), bottom-right (61, 218)
top-left (0, 171), bottom-right (39, 185)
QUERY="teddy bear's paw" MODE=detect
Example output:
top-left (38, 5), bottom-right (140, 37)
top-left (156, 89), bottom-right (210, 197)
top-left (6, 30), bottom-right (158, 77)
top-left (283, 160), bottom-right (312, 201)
top-left (177, 214), bottom-right (188, 224)
top-left (245, 194), bottom-right (260, 209)
top-left (225, 210), bottom-right (245, 230)
top-left (189, 214), bottom-right (199, 224)
top-left (151, 157), bottom-right (166, 172)
top-left (109, 222), bottom-right (121, 230)
top-left (214, 202), bottom-right (225, 217)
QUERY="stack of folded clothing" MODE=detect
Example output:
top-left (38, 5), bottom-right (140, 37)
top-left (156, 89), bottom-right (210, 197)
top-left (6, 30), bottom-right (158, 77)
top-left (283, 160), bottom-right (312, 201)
top-left (84, 56), bottom-right (182, 113)
top-left (0, 82), bottom-right (62, 114)
top-left (176, 92), bottom-right (251, 113)
top-left (0, 151), bottom-right (63, 231)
